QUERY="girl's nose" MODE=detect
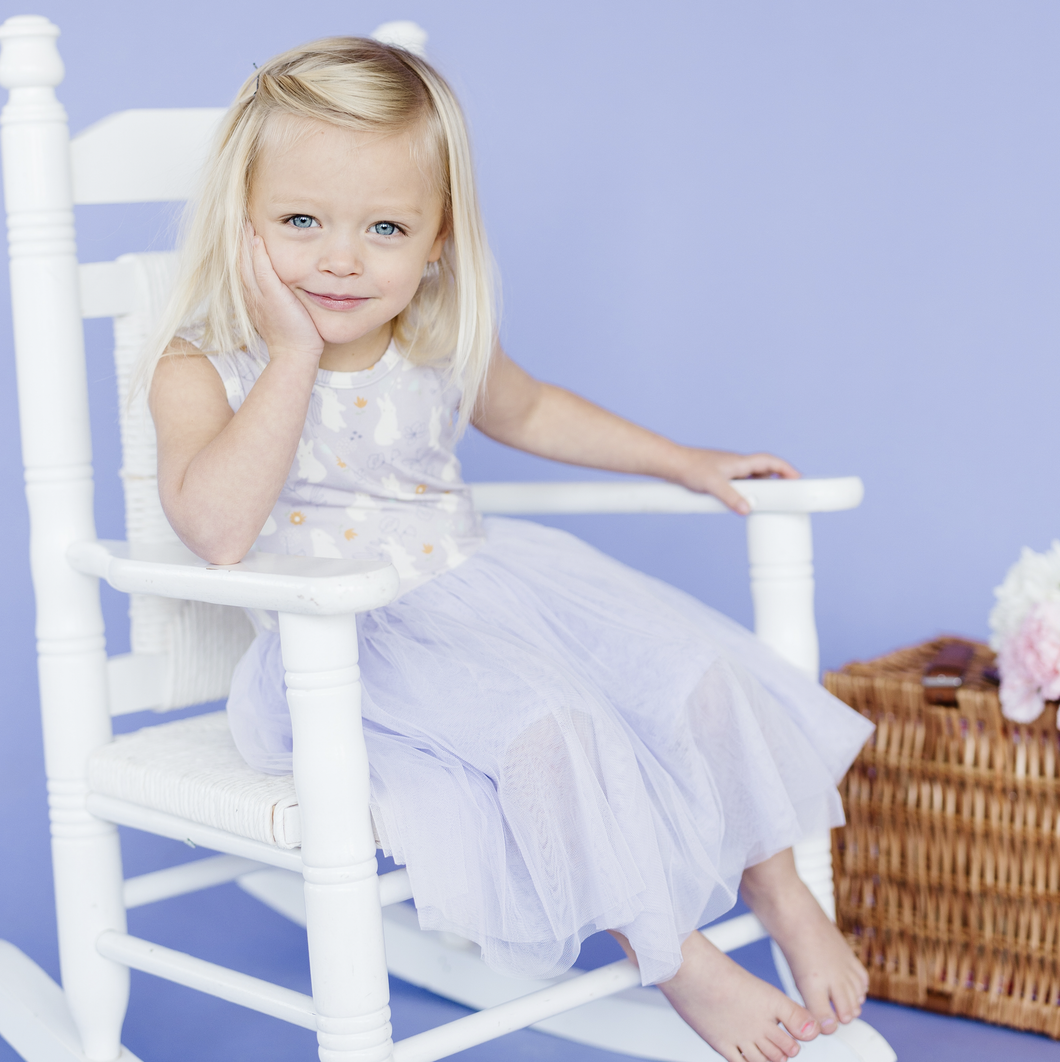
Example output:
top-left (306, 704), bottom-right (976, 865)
top-left (320, 236), bottom-right (363, 277)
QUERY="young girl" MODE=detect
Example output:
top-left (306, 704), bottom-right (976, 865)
top-left (147, 37), bottom-right (874, 1062)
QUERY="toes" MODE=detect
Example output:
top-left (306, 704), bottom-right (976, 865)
top-left (733, 1030), bottom-right (801, 1062)
top-left (820, 956), bottom-right (871, 1027)
top-left (755, 1040), bottom-right (785, 1062)
top-left (852, 961), bottom-right (870, 1005)
top-left (800, 983), bottom-right (837, 1033)
top-left (832, 992), bottom-right (858, 1024)
top-left (779, 1001), bottom-right (819, 1041)
top-left (829, 972), bottom-right (869, 1024)
top-left (765, 1024), bottom-right (801, 1059)
top-left (735, 1042), bottom-right (770, 1062)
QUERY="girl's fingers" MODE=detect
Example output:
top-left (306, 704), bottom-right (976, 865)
top-left (680, 449), bottom-right (800, 514)
top-left (240, 225), bottom-right (255, 283)
top-left (708, 479), bottom-right (752, 516)
top-left (240, 224), bottom-right (324, 358)
top-left (243, 225), bottom-right (288, 305)
top-left (250, 232), bottom-right (284, 297)
top-left (241, 225), bottom-right (268, 304)
top-left (739, 453), bottom-right (800, 480)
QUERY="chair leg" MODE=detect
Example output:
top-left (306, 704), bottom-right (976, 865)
top-left (793, 830), bottom-right (837, 920)
top-left (746, 515), bottom-right (845, 984)
top-left (48, 787), bottom-right (130, 1061)
top-left (40, 635), bottom-right (130, 1062)
top-left (279, 613), bottom-right (393, 1062)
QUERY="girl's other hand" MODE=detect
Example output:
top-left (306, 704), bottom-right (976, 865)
top-left (472, 348), bottom-right (800, 518)
top-left (673, 448), bottom-right (800, 516)
top-left (243, 224), bottom-right (324, 366)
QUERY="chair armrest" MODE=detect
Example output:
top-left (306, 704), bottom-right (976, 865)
top-left (67, 540), bottom-right (400, 615)
top-left (469, 475), bottom-right (864, 516)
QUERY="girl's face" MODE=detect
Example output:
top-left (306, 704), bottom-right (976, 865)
top-left (248, 117), bottom-right (447, 367)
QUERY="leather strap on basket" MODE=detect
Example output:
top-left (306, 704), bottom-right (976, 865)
top-left (921, 641), bottom-right (976, 705)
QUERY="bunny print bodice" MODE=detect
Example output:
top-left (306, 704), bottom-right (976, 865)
top-left (207, 342), bottom-right (485, 594)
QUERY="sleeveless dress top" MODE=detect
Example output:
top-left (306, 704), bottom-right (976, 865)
top-left (208, 341), bottom-right (484, 594)
top-left (208, 342), bottom-right (875, 988)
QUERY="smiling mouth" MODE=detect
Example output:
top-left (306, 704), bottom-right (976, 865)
top-left (304, 290), bottom-right (370, 310)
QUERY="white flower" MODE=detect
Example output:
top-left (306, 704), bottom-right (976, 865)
top-left (988, 540), bottom-right (1060, 651)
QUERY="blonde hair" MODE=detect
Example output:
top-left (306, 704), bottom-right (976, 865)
top-left (141, 36), bottom-right (497, 429)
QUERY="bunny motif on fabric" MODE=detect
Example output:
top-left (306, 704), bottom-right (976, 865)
top-left (208, 341), bottom-right (484, 594)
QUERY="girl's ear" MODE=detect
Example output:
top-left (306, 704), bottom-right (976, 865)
top-left (427, 223), bottom-right (450, 264)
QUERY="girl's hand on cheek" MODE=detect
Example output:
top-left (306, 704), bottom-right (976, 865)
top-left (674, 448), bottom-right (800, 516)
top-left (243, 225), bottom-right (324, 366)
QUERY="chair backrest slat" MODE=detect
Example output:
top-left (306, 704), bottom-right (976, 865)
top-left (107, 651), bottom-right (167, 715)
top-left (106, 250), bottom-right (255, 707)
top-left (80, 260), bottom-right (137, 318)
top-left (71, 108), bottom-right (225, 205)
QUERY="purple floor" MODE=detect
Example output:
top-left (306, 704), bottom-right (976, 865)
top-left (3, 816), bottom-right (1059, 1062)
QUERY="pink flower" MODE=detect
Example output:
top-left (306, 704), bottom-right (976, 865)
top-left (998, 600), bottom-right (1060, 723)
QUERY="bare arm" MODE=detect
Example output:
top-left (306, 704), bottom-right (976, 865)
top-left (150, 341), bottom-right (318, 563)
top-left (150, 234), bottom-right (325, 563)
top-left (472, 348), bottom-right (798, 514)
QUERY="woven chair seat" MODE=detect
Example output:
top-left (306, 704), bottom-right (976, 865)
top-left (88, 711), bottom-right (302, 849)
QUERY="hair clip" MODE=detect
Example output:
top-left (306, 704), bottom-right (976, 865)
top-left (252, 62), bottom-right (260, 97)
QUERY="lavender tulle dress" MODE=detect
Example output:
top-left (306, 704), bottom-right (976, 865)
top-left (207, 342), bottom-right (874, 987)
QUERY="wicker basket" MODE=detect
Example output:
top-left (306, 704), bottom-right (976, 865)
top-left (825, 638), bottom-right (1060, 1036)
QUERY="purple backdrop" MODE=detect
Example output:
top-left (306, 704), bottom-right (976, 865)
top-left (1, 3), bottom-right (1058, 1060)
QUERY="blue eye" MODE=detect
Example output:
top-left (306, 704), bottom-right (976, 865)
top-left (288, 215), bottom-right (317, 229)
top-left (371, 221), bottom-right (400, 237)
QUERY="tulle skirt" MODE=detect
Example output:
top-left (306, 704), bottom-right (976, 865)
top-left (227, 517), bottom-right (873, 985)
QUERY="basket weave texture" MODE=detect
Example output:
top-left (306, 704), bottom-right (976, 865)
top-left (825, 638), bottom-right (1060, 1036)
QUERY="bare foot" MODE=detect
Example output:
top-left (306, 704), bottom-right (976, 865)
top-left (610, 930), bottom-right (820, 1062)
top-left (741, 849), bottom-right (869, 1034)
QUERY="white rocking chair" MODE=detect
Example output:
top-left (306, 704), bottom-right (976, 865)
top-left (0, 15), bottom-right (896, 1062)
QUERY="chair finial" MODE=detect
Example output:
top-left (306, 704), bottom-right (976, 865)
top-left (371, 20), bottom-right (428, 58)
top-left (0, 15), bottom-right (63, 90)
